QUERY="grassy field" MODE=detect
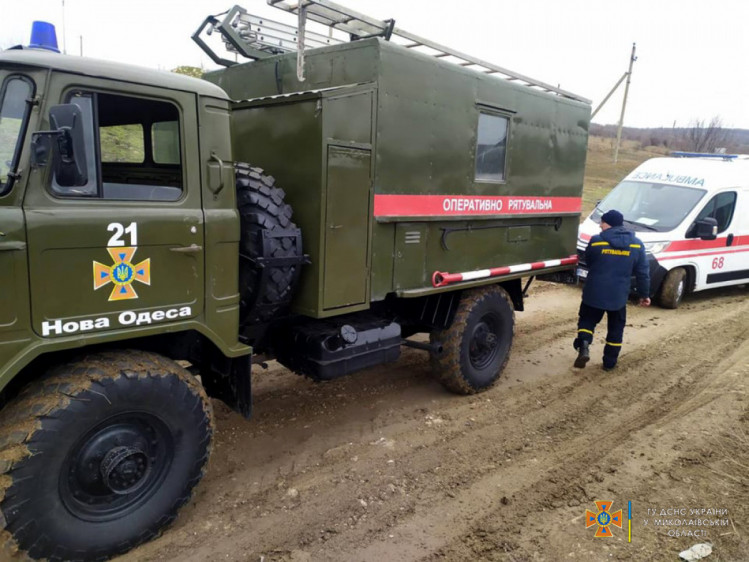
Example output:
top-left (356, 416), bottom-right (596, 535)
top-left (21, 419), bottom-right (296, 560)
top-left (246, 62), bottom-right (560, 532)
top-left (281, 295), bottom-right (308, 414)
top-left (581, 135), bottom-right (668, 216)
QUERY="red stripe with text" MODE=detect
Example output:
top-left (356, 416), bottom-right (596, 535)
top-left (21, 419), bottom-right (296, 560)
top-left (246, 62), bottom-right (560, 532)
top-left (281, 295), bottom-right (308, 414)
top-left (374, 194), bottom-right (582, 217)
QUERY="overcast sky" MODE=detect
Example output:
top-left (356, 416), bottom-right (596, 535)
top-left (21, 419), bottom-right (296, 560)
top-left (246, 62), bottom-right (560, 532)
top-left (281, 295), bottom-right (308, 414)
top-left (4, 0), bottom-right (749, 129)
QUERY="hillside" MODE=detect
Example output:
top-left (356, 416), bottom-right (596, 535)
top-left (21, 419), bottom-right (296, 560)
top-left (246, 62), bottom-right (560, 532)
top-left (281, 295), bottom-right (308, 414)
top-left (591, 123), bottom-right (749, 154)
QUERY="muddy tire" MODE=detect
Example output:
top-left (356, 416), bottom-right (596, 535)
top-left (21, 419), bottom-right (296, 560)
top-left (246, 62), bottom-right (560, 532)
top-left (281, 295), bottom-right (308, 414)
top-left (236, 163), bottom-right (302, 326)
top-left (0, 350), bottom-right (213, 561)
top-left (430, 285), bottom-right (515, 394)
top-left (658, 267), bottom-right (687, 309)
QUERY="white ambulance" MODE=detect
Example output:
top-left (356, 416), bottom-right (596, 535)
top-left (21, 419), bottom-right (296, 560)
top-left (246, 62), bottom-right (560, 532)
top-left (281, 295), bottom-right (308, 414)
top-left (577, 153), bottom-right (749, 308)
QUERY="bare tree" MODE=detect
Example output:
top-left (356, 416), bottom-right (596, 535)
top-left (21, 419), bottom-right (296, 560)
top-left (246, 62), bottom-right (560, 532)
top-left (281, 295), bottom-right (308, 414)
top-left (683, 116), bottom-right (732, 153)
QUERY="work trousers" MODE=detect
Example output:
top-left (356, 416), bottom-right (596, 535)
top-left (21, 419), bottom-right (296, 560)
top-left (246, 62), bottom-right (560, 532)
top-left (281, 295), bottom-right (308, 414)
top-left (575, 302), bottom-right (626, 368)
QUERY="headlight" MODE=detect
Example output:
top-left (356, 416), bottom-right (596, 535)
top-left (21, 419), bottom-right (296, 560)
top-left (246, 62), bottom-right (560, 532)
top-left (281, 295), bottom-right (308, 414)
top-left (643, 241), bottom-right (670, 254)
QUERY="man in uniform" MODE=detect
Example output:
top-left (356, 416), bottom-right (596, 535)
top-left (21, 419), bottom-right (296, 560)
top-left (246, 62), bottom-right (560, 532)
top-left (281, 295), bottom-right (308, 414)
top-left (574, 209), bottom-right (651, 370)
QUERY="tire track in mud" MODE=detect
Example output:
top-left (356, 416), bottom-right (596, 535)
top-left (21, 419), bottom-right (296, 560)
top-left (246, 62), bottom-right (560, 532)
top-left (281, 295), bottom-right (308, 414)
top-left (426, 304), bottom-right (749, 561)
top-left (117, 285), bottom-right (749, 562)
top-left (299, 300), bottom-right (749, 560)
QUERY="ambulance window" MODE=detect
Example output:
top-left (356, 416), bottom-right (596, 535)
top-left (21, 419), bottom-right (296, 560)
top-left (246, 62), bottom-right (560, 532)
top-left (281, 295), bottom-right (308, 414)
top-left (475, 112), bottom-right (508, 182)
top-left (694, 192), bottom-right (736, 234)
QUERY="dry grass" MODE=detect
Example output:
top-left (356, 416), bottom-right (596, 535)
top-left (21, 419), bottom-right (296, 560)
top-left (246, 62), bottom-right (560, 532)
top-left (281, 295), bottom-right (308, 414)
top-left (581, 136), bottom-right (669, 217)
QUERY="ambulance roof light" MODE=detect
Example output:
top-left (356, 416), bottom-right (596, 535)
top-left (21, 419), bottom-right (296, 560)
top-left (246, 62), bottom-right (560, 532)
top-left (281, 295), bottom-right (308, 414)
top-left (670, 152), bottom-right (738, 160)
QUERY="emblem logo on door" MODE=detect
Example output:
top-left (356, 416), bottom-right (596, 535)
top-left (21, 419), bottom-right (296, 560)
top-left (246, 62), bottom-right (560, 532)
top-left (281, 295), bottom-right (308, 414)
top-left (93, 247), bottom-right (151, 301)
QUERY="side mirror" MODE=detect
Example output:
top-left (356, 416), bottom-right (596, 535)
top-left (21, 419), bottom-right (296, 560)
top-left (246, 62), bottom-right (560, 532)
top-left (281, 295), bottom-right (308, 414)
top-left (30, 104), bottom-right (88, 187)
top-left (693, 217), bottom-right (718, 240)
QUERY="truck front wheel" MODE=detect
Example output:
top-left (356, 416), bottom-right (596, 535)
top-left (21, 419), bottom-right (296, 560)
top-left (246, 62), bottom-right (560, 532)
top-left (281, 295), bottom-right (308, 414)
top-left (658, 267), bottom-right (687, 309)
top-left (430, 285), bottom-right (515, 394)
top-left (0, 350), bottom-right (213, 561)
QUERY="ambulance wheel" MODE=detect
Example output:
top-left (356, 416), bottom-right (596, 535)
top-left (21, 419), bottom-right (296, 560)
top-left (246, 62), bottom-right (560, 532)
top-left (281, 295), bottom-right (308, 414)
top-left (658, 267), bottom-right (687, 309)
top-left (430, 285), bottom-right (515, 394)
top-left (0, 350), bottom-right (214, 561)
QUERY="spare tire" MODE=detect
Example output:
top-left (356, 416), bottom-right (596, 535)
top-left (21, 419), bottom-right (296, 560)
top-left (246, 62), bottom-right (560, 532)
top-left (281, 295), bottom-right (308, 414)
top-left (235, 163), bottom-right (303, 327)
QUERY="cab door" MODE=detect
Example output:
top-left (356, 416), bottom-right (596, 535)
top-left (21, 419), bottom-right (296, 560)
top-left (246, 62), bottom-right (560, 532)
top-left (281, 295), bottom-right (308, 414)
top-left (24, 76), bottom-right (204, 338)
top-left (0, 70), bottom-right (44, 353)
top-left (689, 190), bottom-right (748, 289)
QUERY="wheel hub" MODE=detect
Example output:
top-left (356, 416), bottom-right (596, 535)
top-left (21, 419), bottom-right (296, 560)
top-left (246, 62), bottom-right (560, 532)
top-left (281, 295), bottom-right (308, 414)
top-left (469, 316), bottom-right (501, 369)
top-left (61, 413), bottom-right (173, 522)
top-left (474, 325), bottom-right (498, 350)
top-left (101, 446), bottom-right (151, 495)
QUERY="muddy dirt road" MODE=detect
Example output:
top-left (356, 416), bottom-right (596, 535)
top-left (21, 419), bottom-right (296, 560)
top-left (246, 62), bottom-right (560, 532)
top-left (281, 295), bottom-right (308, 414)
top-left (119, 283), bottom-right (749, 562)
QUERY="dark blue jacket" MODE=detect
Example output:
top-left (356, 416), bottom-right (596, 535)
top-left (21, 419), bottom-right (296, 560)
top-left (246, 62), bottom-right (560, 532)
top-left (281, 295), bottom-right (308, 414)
top-left (582, 226), bottom-right (650, 310)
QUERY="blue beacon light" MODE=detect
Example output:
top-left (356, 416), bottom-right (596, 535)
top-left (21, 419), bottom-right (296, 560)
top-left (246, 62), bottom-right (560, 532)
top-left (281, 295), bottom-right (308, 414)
top-left (29, 21), bottom-right (60, 53)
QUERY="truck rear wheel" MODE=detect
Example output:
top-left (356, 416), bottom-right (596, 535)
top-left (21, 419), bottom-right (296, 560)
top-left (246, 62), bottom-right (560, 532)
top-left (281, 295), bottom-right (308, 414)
top-left (236, 163), bottom-right (303, 326)
top-left (658, 267), bottom-right (687, 309)
top-left (0, 350), bottom-right (213, 561)
top-left (430, 285), bottom-right (515, 394)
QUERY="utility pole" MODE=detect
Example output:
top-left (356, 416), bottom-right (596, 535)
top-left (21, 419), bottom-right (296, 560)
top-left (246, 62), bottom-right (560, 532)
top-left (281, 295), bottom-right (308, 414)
top-left (61, 0), bottom-right (67, 54)
top-left (613, 43), bottom-right (637, 164)
top-left (297, 4), bottom-right (307, 82)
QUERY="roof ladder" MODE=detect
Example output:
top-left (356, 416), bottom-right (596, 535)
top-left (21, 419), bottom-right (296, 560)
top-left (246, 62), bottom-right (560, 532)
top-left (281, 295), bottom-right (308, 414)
top-left (192, 1), bottom-right (590, 103)
top-left (268, 0), bottom-right (588, 102)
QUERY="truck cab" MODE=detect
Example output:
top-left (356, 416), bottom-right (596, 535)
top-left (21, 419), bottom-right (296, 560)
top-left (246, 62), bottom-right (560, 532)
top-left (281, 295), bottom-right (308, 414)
top-left (0, 49), bottom-right (247, 391)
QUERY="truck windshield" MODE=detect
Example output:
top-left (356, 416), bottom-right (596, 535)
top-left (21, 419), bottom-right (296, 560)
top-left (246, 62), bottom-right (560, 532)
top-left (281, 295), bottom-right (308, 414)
top-left (591, 180), bottom-right (706, 232)
top-left (0, 76), bottom-right (33, 195)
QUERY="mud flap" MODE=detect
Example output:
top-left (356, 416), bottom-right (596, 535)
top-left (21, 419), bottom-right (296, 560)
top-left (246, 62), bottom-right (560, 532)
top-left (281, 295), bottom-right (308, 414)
top-left (201, 350), bottom-right (253, 419)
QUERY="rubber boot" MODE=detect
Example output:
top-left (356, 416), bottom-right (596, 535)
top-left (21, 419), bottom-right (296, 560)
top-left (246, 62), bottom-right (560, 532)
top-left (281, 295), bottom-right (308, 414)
top-left (574, 341), bottom-right (590, 369)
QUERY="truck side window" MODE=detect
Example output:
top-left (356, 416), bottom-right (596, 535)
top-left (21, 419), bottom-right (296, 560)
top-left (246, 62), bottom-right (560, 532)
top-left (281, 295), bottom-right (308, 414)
top-left (98, 93), bottom-right (182, 201)
top-left (475, 112), bottom-right (509, 182)
top-left (152, 121), bottom-right (180, 165)
top-left (100, 124), bottom-right (145, 163)
top-left (51, 91), bottom-right (183, 202)
top-left (692, 191), bottom-right (736, 235)
top-left (0, 75), bottom-right (34, 196)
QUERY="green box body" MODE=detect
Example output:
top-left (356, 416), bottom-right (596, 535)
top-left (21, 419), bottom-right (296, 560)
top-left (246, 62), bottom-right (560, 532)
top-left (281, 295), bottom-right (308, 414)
top-left (0, 36), bottom-right (589, 390)
top-left (205, 38), bottom-right (591, 318)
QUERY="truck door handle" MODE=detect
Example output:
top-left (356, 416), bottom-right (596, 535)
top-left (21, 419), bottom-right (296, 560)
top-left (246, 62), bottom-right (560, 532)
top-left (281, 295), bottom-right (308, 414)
top-left (329, 224), bottom-right (343, 229)
top-left (170, 244), bottom-right (203, 253)
top-left (0, 241), bottom-right (26, 251)
top-left (208, 152), bottom-right (225, 195)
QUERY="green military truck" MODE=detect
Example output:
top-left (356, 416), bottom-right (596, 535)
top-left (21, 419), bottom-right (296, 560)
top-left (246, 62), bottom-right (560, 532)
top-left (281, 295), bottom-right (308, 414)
top-left (0, 1), bottom-right (590, 559)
